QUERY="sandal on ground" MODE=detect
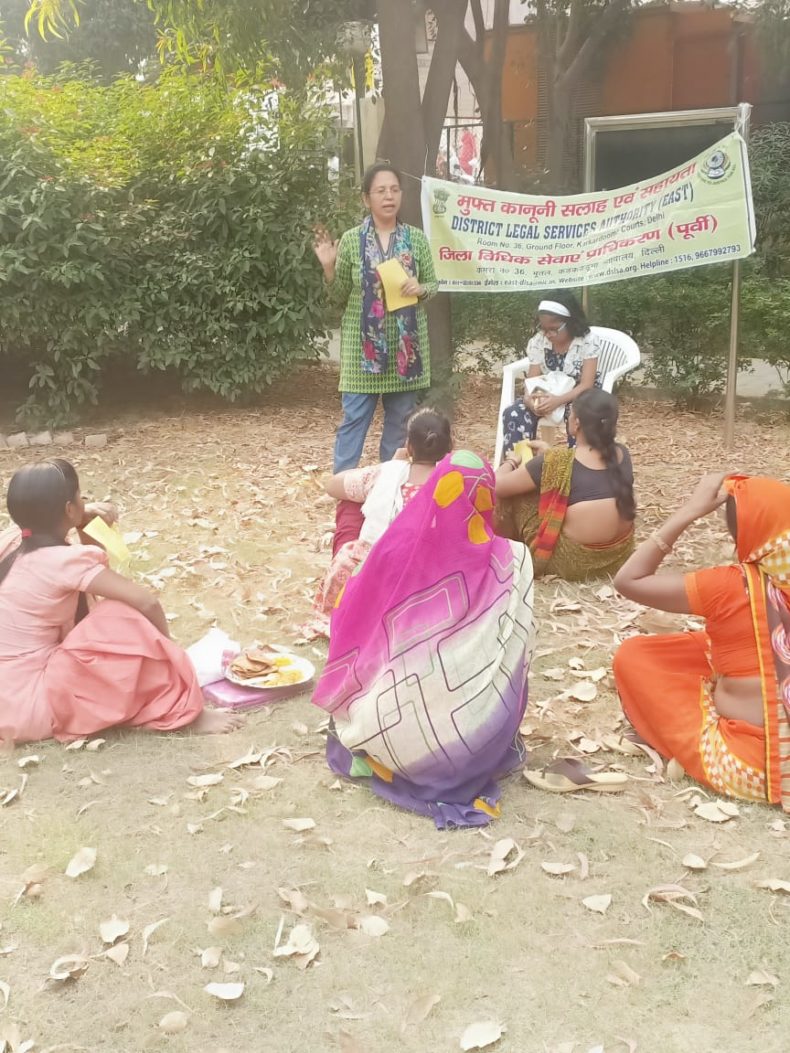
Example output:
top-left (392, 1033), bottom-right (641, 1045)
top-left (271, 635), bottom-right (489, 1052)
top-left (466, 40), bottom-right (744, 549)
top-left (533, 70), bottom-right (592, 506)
top-left (601, 733), bottom-right (646, 757)
top-left (524, 757), bottom-right (629, 794)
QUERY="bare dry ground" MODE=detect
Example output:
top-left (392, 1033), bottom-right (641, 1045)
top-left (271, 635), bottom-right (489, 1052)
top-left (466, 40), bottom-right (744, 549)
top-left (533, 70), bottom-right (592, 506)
top-left (1, 366), bottom-right (790, 1053)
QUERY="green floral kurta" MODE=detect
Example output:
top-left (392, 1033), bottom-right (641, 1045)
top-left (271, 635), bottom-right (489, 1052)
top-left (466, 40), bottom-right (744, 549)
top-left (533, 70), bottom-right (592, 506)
top-left (332, 223), bottom-right (438, 395)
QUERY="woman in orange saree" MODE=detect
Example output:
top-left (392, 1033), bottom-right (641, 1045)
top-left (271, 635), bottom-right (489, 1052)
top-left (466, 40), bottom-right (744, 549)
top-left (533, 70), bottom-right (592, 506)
top-left (613, 473), bottom-right (790, 807)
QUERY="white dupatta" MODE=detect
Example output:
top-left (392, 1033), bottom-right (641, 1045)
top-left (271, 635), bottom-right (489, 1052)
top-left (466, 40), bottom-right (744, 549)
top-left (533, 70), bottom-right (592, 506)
top-left (359, 460), bottom-right (412, 546)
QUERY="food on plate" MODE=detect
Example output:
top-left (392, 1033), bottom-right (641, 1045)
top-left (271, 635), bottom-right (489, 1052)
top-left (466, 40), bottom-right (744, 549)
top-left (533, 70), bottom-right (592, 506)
top-left (229, 645), bottom-right (279, 681)
top-left (227, 645), bottom-right (306, 687)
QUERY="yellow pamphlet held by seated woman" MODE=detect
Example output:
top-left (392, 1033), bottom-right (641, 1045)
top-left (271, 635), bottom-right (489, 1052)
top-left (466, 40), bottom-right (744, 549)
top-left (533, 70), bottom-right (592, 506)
top-left (375, 258), bottom-right (418, 312)
top-left (82, 516), bottom-right (131, 570)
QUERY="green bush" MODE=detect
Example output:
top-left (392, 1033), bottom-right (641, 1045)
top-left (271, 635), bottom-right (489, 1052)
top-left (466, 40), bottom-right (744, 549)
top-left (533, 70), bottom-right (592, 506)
top-left (0, 68), bottom-right (341, 425)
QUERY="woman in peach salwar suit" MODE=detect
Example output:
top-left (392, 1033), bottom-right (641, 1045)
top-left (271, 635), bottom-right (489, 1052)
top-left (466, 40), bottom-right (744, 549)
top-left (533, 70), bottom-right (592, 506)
top-left (614, 473), bottom-right (790, 808)
top-left (0, 459), bottom-right (241, 743)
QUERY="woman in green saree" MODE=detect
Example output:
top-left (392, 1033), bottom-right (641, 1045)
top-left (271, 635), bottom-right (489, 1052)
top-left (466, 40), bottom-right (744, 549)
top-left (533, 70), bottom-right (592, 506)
top-left (494, 389), bottom-right (636, 581)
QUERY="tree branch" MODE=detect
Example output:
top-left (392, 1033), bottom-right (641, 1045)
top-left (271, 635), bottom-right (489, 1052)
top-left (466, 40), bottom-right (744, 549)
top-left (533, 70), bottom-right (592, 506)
top-left (558, 0), bottom-right (631, 92)
top-left (470, 0), bottom-right (486, 47)
top-left (557, 0), bottom-right (584, 69)
top-left (422, 0), bottom-right (467, 175)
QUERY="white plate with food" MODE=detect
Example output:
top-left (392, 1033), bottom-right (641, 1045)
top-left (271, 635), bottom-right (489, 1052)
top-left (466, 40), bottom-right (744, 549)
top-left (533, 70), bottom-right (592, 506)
top-left (224, 644), bottom-right (314, 690)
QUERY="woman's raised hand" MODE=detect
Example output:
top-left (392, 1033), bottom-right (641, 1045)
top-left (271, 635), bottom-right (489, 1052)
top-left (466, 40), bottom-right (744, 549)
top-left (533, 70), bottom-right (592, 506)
top-left (685, 472), bottom-right (729, 519)
top-left (82, 501), bottom-right (118, 528)
top-left (313, 226), bottom-right (338, 274)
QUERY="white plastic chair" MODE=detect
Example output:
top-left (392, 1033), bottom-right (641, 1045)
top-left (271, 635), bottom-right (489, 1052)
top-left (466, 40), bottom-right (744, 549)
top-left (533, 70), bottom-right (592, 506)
top-left (493, 325), bottom-right (641, 466)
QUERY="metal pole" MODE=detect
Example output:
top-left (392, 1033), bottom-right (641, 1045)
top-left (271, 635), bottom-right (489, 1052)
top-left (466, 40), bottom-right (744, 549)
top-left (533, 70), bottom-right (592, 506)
top-left (723, 102), bottom-right (751, 448)
top-left (352, 56), bottom-right (365, 179)
top-left (581, 121), bottom-right (596, 316)
top-left (723, 259), bottom-right (741, 449)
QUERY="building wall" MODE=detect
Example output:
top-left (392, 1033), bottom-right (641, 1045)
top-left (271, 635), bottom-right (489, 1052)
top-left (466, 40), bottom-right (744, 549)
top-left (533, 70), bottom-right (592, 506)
top-left (500, 6), bottom-right (776, 130)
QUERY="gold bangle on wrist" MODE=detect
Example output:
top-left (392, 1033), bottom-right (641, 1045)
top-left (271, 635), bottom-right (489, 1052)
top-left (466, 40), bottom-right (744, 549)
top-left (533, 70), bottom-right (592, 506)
top-left (650, 531), bottom-right (672, 555)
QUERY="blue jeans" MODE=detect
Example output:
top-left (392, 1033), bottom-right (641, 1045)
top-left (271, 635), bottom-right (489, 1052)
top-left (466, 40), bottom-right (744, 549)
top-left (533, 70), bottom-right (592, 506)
top-left (333, 391), bottom-right (417, 472)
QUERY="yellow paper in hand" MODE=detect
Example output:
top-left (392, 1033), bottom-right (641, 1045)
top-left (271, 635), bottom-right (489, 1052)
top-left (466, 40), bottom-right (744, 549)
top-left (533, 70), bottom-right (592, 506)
top-left (82, 516), bottom-right (131, 569)
top-left (513, 439), bottom-right (534, 462)
top-left (375, 258), bottom-right (418, 312)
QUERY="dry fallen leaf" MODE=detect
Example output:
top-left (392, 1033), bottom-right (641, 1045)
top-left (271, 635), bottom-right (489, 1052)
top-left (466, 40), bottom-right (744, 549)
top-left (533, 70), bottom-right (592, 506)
top-left (694, 801), bottom-right (736, 823)
top-left (0, 1019), bottom-right (33, 1053)
top-left (99, 915), bottom-right (130, 945)
top-left (455, 902), bottom-right (473, 924)
top-left (104, 942), bottom-right (130, 967)
top-left (357, 915), bottom-right (390, 937)
top-left (159, 1011), bottom-right (189, 1034)
top-left (681, 853), bottom-right (707, 871)
top-left (253, 774), bottom-right (282, 791)
top-left (568, 681), bottom-right (597, 703)
top-left (144, 863), bottom-right (169, 877)
top-left (274, 923), bottom-right (320, 969)
top-left (642, 884), bottom-right (703, 921)
top-left (49, 955), bottom-right (89, 982)
top-left (666, 758), bottom-right (685, 782)
top-left (745, 990), bottom-right (774, 1018)
top-left (142, 918), bottom-right (170, 956)
top-left (204, 982), bottom-right (245, 1001)
top-left (555, 812), bottom-right (576, 833)
top-left (713, 853), bottom-right (760, 871)
top-left (187, 772), bottom-right (223, 788)
top-left (282, 817), bottom-right (315, 832)
top-left (365, 889), bottom-right (387, 907)
top-left (460, 1020), bottom-right (506, 1050)
top-left (0, 981), bottom-right (9, 1011)
top-left (663, 949), bottom-right (686, 962)
top-left (541, 862), bottom-right (576, 877)
top-left (208, 887), bottom-right (223, 914)
top-left (745, 970), bottom-right (779, 988)
top-left (65, 846), bottom-right (96, 879)
top-left (606, 960), bottom-right (641, 987)
top-left (17, 755), bottom-right (40, 769)
top-left (201, 946), bottom-right (223, 969)
top-left (582, 894), bottom-right (612, 914)
top-left (277, 888), bottom-right (310, 914)
top-left (755, 879), bottom-right (790, 894)
top-left (207, 915), bottom-right (244, 939)
top-left (487, 838), bottom-right (524, 877)
top-left (227, 748), bottom-right (263, 769)
top-left (401, 992), bottom-right (441, 1033)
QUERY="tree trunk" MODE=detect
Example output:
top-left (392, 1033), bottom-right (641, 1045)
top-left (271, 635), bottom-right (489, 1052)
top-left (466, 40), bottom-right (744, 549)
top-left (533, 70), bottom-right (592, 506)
top-left (423, 0), bottom-right (468, 176)
top-left (546, 76), bottom-right (573, 191)
top-left (457, 24), bottom-right (517, 190)
top-left (377, 0), bottom-right (453, 413)
top-left (480, 0), bottom-right (511, 187)
top-left (541, 0), bottom-right (632, 190)
top-left (376, 0), bottom-right (426, 224)
top-left (426, 294), bottom-right (453, 414)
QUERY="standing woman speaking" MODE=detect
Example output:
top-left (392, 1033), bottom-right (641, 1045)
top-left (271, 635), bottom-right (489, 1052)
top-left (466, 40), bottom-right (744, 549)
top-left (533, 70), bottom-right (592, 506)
top-left (314, 163), bottom-right (438, 472)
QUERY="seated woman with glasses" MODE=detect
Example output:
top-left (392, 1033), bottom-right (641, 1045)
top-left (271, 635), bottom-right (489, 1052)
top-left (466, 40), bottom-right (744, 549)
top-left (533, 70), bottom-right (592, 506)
top-left (501, 291), bottom-right (600, 455)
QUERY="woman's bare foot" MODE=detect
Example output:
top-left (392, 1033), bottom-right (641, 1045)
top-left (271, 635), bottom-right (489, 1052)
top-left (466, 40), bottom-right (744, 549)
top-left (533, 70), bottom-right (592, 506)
top-left (189, 708), bottom-right (245, 734)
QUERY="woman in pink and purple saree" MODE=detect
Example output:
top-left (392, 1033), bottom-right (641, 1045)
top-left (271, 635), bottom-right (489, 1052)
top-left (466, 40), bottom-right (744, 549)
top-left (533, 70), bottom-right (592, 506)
top-left (311, 451), bottom-right (535, 829)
